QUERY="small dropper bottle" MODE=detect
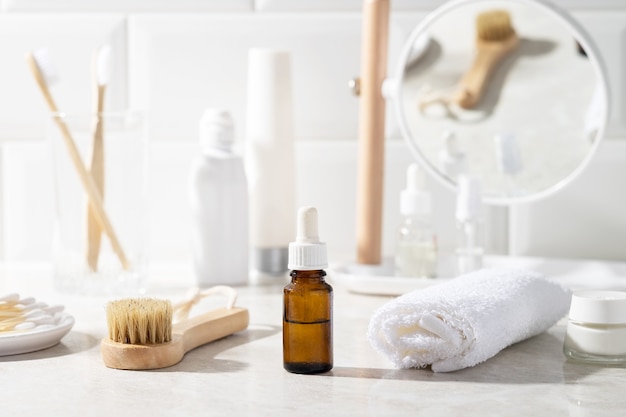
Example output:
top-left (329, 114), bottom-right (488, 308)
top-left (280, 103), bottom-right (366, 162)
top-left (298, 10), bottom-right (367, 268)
top-left (455, 175), bottom-right (484, 275)
top-left (283, 207), bottom-right (333, 374)
top-left (494, 133), bottom-right (523, 196)
top-left (394, 163), bottom-right (437, 278)
top-left (438, 130), bottom-right (467, 180)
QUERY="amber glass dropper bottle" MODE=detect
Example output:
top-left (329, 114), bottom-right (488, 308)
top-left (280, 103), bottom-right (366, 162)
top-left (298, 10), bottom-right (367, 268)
top-left (283, 206), bottom-right (333, 374)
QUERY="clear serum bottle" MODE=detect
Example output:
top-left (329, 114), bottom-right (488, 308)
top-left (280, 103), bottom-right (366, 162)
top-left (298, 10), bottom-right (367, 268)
top-left (394, 163), bottom-right (438, 278)
top-left (455, 175), bottom-right (484, 275)
top-left (283, 207), bottom-right (333, 374)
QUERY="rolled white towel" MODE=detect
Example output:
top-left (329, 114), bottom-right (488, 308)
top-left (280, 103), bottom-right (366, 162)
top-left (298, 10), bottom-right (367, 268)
top-left (367, 268), bottom-right (571, 372)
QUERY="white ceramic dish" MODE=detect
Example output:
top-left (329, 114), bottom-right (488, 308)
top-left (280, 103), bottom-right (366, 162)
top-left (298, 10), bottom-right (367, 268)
top-left (0, 314), bottom-right (75, 356)
top-left (330, 256), bottom-right (455, 296)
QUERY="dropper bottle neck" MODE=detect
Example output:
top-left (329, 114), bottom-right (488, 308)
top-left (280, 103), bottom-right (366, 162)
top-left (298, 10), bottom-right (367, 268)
top-left (290, 269), bottom-right (327, 282)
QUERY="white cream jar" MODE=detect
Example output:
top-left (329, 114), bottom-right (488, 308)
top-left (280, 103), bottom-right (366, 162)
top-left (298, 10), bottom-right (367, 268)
top-left (563, 290), bottom-right (626, 364)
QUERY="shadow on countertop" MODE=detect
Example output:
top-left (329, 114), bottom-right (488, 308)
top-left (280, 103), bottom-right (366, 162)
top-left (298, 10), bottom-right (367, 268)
top-left (326, 331), bottom-right (568, 384)
top-left (0, 331), bottom-right (99, 362)
top-left (153, 324), bottom-right (281, 374)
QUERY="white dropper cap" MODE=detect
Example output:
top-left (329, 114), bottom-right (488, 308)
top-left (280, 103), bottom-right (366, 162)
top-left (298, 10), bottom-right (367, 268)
top-left (199, 108), bottom-right (234, 153)
top-left (400, 163), bottom-right (431, 216)
top-left (456, 175), bottom-right (483, 221)
top-left (494, 133), bottom-right (523, 175)
top-left (288, 207), bottom-right (328, 270)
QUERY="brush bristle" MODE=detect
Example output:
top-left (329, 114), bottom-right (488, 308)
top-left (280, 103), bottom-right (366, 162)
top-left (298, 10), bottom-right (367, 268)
top-left (106, 298), bottom-right (172, 345)
top-left (476, 10), bottom-right (515, 42)
top-left (31, 48), bottom-right (60, 86)
top-left (96, 45), bottom-right (112, 86)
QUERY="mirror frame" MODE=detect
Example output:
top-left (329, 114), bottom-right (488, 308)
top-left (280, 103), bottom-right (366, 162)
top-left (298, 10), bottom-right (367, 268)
top-left (393, 0), bottom-right (611, 205)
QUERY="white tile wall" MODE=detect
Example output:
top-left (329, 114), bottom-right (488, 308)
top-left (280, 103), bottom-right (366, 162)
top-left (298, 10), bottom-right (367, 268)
top-left (2, 139), bottom-right (508, 264)
top-left (3, 0), bottom-right (253, 12)
top-left (1, 142), bottom-right (54, 261)
top-left (128, 12), bottom-right (423, 144)
top-left (129, 14), bottom-right (366, 143)
top-left (255, 0), bottom-right (442, 12)
top-left (255, 1), bottom-right (626, 12)
top-left (4, 0), bottom-right (616, 14)
top-left (555, 1), bottom-right (626, 8)
top-left (573, 11), bottom-right (626, 138)
top-left (509, 139), bottom-right (626, 261)
top-left (256, 0), bottom-right (364, 12)
top-left (0, 1), bottom-right (625, 264)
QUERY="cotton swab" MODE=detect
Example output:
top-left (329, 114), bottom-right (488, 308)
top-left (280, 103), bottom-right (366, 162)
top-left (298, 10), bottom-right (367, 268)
top-left (0, 294), bottom-right (65, 334)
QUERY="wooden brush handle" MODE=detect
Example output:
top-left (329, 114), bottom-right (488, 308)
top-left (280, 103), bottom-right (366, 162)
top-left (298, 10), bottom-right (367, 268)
top-left (356, 0), bottom-right (389, 265)
top-left (86, 84), bottom-right (106, 271)
top-left (453, 36), bottom-right (519, 109)
top-left (26, 54), bottom-right (130, 271)
top-left (175, 307), bottom-right (249, 353)
top-left (453, 50), bottom-right (499, 109)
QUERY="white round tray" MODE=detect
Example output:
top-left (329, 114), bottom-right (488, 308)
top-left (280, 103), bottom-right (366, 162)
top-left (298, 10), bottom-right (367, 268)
top-left (0, 314), bottom-right (75, 356)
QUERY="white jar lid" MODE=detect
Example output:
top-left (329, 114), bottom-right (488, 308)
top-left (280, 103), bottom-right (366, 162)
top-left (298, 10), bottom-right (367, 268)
top-left (569, 290), bottom-right (626, 324)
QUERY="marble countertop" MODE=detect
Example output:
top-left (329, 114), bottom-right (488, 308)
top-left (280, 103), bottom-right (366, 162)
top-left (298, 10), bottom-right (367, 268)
top-left (2, 257), bottom-right (626, 416)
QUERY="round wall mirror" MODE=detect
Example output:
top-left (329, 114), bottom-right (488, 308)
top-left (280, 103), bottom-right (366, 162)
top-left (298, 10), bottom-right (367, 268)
top-left (394, 0), bottom-right (610, 204)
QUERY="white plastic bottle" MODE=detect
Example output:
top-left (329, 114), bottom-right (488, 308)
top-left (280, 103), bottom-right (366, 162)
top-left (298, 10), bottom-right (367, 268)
top-left (455, 175), bottom-right (484, 275)
top-left (394, 163), bottom-right (438, 278)
top-left (188, 109), bottom-right (248, 287)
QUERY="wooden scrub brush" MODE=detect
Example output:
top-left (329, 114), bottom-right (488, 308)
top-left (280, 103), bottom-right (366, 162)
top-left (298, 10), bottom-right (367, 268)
top-left (452, 9), bottom-right (519, 109)
top-left (100, 286), bottom-right (249, 370)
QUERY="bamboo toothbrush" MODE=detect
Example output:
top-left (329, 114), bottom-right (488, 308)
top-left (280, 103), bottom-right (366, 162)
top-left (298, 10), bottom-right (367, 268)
top-left (86, 45), bottom-right (111, 272)
top-left (100, 292), bottom-right (249, 370)
top-left (452, 9), bottom-right (519, 109)
top-left (26, 48), bottom-right (130, 271)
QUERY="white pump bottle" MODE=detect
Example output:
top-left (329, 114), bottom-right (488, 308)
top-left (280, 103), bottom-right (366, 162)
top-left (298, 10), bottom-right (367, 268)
top-left (188, 109), bottom-right (248, 286)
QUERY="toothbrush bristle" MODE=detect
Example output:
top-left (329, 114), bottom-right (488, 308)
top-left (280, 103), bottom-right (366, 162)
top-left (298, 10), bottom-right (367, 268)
top-left (476, 10), bottom-right (516, 42)
top-left (96, 45), bottom-right (112, 86)
top-left (106, 298), bottom-right (172, 345)
top-left (31, 48), bottom-right (60, 86)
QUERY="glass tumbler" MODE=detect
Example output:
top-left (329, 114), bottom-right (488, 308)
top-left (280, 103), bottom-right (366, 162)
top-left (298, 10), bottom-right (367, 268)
top-left (48, 111), bottom-right (148, 295)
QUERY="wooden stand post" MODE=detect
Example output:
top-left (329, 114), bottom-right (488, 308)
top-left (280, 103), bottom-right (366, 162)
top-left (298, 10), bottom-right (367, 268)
top-left (356, 0), bottom-right (390, 264)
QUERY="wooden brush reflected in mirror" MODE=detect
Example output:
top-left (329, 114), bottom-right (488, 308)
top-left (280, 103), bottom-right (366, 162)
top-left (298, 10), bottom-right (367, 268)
top-left (394, 0), bottom-right (609, 205)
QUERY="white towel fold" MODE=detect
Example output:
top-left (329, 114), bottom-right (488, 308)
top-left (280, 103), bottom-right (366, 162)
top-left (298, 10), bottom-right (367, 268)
top-left (367, 268), bottom-right (571, 372)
